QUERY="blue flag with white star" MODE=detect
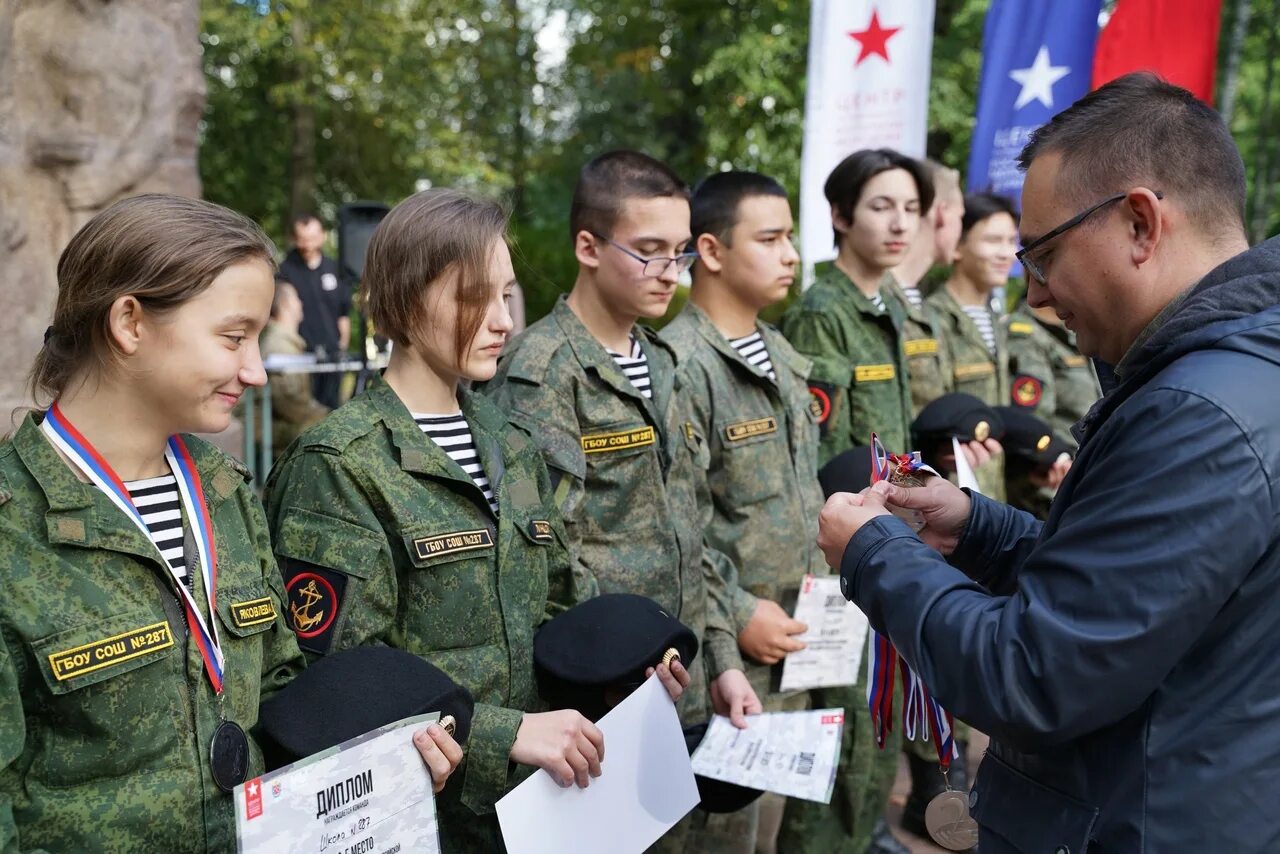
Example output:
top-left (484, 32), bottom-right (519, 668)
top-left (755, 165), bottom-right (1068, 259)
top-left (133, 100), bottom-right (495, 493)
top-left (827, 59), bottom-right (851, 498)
top-left (967, 0), bottom-right (1102, 204)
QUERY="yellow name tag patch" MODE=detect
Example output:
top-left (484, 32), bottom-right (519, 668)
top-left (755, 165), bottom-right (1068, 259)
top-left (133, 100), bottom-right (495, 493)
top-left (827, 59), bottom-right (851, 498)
top-left (725, 417), bottom-right (778, 442)
top-left (231, 597), bottom-right (277, 628)
top-left (1063, 355), bottom-right (1088, 368)
top-left (581, 426), bottom-right (656, 454)
top-left (414, 528), bottom-right (495, 560)
top-left (854, 364), bottom-right (895, 382)
top-left (954, 362), bottom-right (995, 380)
top-left (903, 338), bottom-right (939, 357)
top-left (48, 621), bottom-right (173, 682)
top-left (1008, 322), bottom-right (1035, 335)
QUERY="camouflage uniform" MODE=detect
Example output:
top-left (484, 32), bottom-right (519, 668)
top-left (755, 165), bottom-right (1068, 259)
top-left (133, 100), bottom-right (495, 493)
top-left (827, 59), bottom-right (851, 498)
top-left (1005, 303), bottom-right (1102, 517)
top-left (885, 276), bottom-right (952, 416)
top-left (662, 304), bottom-right (828, 852)
top-left (0, 414), bottom-right (304, 853)
top-left (482, 296), bottom-right (743, 727)
top-left (262, 380), bottom-right (575, 852)
top-left (780, 265), bottom-right (913, 462)
top-left (925, 286), bottom-right (1009, 502)
top-left (778, 265), bottom-right (909, 853)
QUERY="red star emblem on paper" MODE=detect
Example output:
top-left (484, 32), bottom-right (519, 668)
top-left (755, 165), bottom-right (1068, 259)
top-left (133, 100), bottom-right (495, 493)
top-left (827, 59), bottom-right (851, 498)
top-left (849, 10), bottom-right (902, 66)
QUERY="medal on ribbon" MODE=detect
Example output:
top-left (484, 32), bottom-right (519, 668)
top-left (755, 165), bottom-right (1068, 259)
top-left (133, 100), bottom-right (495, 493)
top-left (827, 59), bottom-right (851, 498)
top-left (42, 403), bottom-right (250, 791)
top-left (867, 434), bottom-right (975, 850)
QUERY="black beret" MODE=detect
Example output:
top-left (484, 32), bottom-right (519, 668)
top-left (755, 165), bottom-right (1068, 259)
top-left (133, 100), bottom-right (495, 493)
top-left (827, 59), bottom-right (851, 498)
top-left (684, 723), bottom-right (765, 813)
top-left (912, 393), bottom-right (1005, 444)
top-left (817, 445), bottom-right (873, 498)
top-left (994, 406), bottom-right (1073, 469)
top-left (255, 646), bottom-right (474, 770)
top-left (535, 593), bottom-right (698, 721)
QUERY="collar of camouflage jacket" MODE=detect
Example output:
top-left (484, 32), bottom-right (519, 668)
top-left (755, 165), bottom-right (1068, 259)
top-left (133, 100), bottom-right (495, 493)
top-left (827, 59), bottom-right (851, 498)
top-left (363, 380), bottom-right (507, 501)
top-left (818, 264), bottom-right (903, 325)
top-left (549, 294), bottom-right (677, 422)
top-left (684, 301), bottom-right (812, 394)
top-left (11, 412), bottom-right (248, 552)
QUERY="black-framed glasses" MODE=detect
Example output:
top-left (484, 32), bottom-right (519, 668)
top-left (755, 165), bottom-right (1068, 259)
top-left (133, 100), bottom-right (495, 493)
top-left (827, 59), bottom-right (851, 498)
top-left (1016, 190), bottom-right (1164, 285)
top-left (591, 232), bottom-right (698, 278)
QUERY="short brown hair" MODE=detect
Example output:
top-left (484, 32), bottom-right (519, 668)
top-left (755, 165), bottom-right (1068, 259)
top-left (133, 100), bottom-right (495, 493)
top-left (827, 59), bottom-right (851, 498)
top-left (28, 193), bottom-right (276, 404)
top-left (362, 189), bottom-right (508, 366)
top-left (568, 150), bottom-right (689, 243)
top-left (1018, 72), bottom-right (1246, 239)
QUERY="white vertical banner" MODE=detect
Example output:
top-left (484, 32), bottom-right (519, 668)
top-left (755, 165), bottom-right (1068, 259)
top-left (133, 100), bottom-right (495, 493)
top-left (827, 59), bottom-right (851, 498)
top-left (799, 0), bottom-right (937, 269)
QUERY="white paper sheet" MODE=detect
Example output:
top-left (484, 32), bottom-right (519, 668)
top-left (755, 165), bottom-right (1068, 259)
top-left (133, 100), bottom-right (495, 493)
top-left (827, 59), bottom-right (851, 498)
top-left (779, 575), bottom-right (870, 692)
top-left (496, 674), bottom-right (699, 854)
top-left (952, 436), bottom-right (981, 493)
top-left (689, 709), bottom-right (845, 804)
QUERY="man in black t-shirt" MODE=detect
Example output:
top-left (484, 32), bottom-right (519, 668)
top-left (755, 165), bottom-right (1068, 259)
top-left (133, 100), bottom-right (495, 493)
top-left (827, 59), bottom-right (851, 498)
top-left (278, 213), bottom-right (351, 408)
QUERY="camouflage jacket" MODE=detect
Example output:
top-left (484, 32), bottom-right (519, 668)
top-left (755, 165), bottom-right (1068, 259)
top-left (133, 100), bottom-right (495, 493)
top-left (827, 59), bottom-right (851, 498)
top-left (0, 414), bottom-right (304, 853)
top-left (779, 265), bottom-right (914, 462)
top-left (261, 380), bottom-right (576, 829)
top-left (482, 296), bottom-right (743, 724)
top-left (661, 305), bottom-right (827, 699)
top-left (1006, 303), bottom-right (1101, 449)
top-left (925, 287), bottom-right (1010, 501)
top-left (885, 275), bottom-right (953, 416)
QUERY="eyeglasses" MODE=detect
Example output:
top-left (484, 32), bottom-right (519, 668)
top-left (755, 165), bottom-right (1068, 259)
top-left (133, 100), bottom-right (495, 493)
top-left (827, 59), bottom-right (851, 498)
top-left (591, 232), bottom-right (698, 278)
top-left (1016, 190), bottom-right (1164, 285)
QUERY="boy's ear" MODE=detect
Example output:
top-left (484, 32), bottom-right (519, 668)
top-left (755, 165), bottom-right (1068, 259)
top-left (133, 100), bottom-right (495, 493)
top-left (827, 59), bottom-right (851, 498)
top-left (574, 229), bottom-right (601, 270)
top-left (695, 232), bottom-right (725, 274)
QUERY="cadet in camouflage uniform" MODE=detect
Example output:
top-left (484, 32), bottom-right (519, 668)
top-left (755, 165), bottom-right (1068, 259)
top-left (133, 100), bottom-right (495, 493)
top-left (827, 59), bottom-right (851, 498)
top-left (265, 191), bottom-right (681, 852)
top-left (926, 193), bottom-right (1021, 502)
top-left (779, 149), bottom-right (936, 854)
top-left (662, 172), bottom-right (825, 853)
top-left (1005, 301), bottom-right (1100, 516)
top-left (0, 196), bottom-right (462, 852)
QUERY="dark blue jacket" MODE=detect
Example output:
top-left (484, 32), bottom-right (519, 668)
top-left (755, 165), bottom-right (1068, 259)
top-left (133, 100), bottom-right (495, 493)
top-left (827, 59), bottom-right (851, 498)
top-left (841, 238), bottom-right (1280, 853)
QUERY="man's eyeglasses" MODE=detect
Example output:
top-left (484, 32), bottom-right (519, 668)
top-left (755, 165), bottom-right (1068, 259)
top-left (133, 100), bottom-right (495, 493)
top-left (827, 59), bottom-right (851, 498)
top-left (1017, 190), bottom-right (1164, 285)
top-left (591, 232), bottom-right (698, 278)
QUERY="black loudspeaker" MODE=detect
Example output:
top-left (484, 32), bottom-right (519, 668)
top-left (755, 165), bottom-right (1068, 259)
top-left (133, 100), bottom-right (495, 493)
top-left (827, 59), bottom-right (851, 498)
top-left (336, 202), bottom-right (390, 287)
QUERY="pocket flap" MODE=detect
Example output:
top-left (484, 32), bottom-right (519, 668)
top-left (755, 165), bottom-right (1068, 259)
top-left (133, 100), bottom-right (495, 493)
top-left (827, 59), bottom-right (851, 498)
top-left (970, 751), bottom-right (1099, 854)
top-left (276, 507), bottom-right (382, 579)
top-left (32, 610), bottom-right (176, 695)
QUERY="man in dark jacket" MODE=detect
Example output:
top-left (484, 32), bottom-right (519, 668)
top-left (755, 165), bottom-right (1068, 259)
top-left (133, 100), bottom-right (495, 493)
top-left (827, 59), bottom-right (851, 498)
top-left (815, 72), bottom-right (1280, 852)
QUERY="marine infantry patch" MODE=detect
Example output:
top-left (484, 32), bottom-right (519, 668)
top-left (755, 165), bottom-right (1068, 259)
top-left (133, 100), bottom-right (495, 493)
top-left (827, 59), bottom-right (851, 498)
top-left (1012, 375), bottom-right (1045, 408)
top-left (48, 621), bottom-right (173, 681)
top-left (283, 562), bottom-right (347, 655)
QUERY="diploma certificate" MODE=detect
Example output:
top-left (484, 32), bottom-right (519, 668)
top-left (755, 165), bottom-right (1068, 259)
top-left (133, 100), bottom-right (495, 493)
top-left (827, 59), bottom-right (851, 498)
top-left (779, 574), bottom-right (870, 692)
top-left (689, 709), bottom-right (845, 804)
top-left (235, 713), bottom-right (440, 854)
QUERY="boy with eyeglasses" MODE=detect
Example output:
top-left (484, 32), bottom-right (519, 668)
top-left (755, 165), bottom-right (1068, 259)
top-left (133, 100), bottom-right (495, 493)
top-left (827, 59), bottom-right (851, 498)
top-left (484, 150), bottom-right (760, 746)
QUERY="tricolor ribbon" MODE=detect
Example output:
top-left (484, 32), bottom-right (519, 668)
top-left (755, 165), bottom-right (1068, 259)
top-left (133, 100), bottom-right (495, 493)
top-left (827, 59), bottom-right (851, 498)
top-left (865, 433), bottom-right (959, 768)
top-left (42, 403), bottom-right (226, 694)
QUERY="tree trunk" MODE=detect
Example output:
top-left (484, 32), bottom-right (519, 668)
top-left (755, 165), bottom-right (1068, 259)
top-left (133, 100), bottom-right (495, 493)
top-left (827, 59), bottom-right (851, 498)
top-left (288, 3), bottom-right (317, 224)
top-left (1218, 0), bottom-right (1253, 124)
top-left (506, 0), bottom-right (529, 221)
top-left (1249, 0), bottom-right (1278, 243)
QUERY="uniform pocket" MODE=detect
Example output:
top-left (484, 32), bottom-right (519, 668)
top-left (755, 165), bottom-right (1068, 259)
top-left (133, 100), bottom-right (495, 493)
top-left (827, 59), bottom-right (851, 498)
top-left (969, 751), bottom-right (1099, 854)
top-left (28, 609), bottom-right (182, 787)
top-left (401, 524), bottom-right (502, 650)
top-left (716, 414), bottom-right (784, 505)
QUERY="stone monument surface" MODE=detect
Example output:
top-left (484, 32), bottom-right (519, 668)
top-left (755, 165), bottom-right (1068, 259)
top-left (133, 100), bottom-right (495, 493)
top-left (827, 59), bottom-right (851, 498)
top-left (0, 0), bottom-right (205, 426)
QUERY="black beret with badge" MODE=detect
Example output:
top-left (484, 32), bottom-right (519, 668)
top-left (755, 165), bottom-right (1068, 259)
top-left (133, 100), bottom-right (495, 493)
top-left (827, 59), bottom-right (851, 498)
top-left (534, 593), bottom-right (698, 722)
top-left (255, 646), bottom-right (475, 771)
top-left (911, 393), bottom-right (1006, 445)
top-left (993, 406), bottom-right (1073, 470)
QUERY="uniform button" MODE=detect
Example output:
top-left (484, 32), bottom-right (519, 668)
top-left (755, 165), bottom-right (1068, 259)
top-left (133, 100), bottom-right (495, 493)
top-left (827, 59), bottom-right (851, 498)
top-left (968, 789), bottom-right (978, 809)
top-left (839, 575), bottom-right (849, 597)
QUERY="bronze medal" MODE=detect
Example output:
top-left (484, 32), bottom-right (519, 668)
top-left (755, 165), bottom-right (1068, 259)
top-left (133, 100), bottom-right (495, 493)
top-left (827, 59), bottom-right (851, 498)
top-left (924, 789), bottom-right (980, 851)
top-left (210, 720), bottom-right (251, 793)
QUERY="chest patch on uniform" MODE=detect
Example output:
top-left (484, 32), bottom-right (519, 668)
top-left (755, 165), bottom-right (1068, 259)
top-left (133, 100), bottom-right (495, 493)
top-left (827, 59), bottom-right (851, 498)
top-left (48, 621), bottom-right (173, 682)
top-left (903, 338), bottom-right (939, 357)
top-left (581, 426), bottom-right (655, 454)
top-left (1008, 322), bottom-right (1035, 336)
top-left (283, 562), bottom-right (348, 655)
top-left (529, 520), bottom-right (554, 543)
top-left (1063, 355), bottom-right (1088, 368)
top-left (230, 597), bottom-right (277, 629)
top-left (1012, 375), bottom-right (1045, 408)
top-left (725, 417), bottom-right (778, 442)
top-left (954, 362), bottom-right (995, 380)
top-left (413, 529), bottom-right (495, 560)
top-left (853, 364), bottom-right (895, 382)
